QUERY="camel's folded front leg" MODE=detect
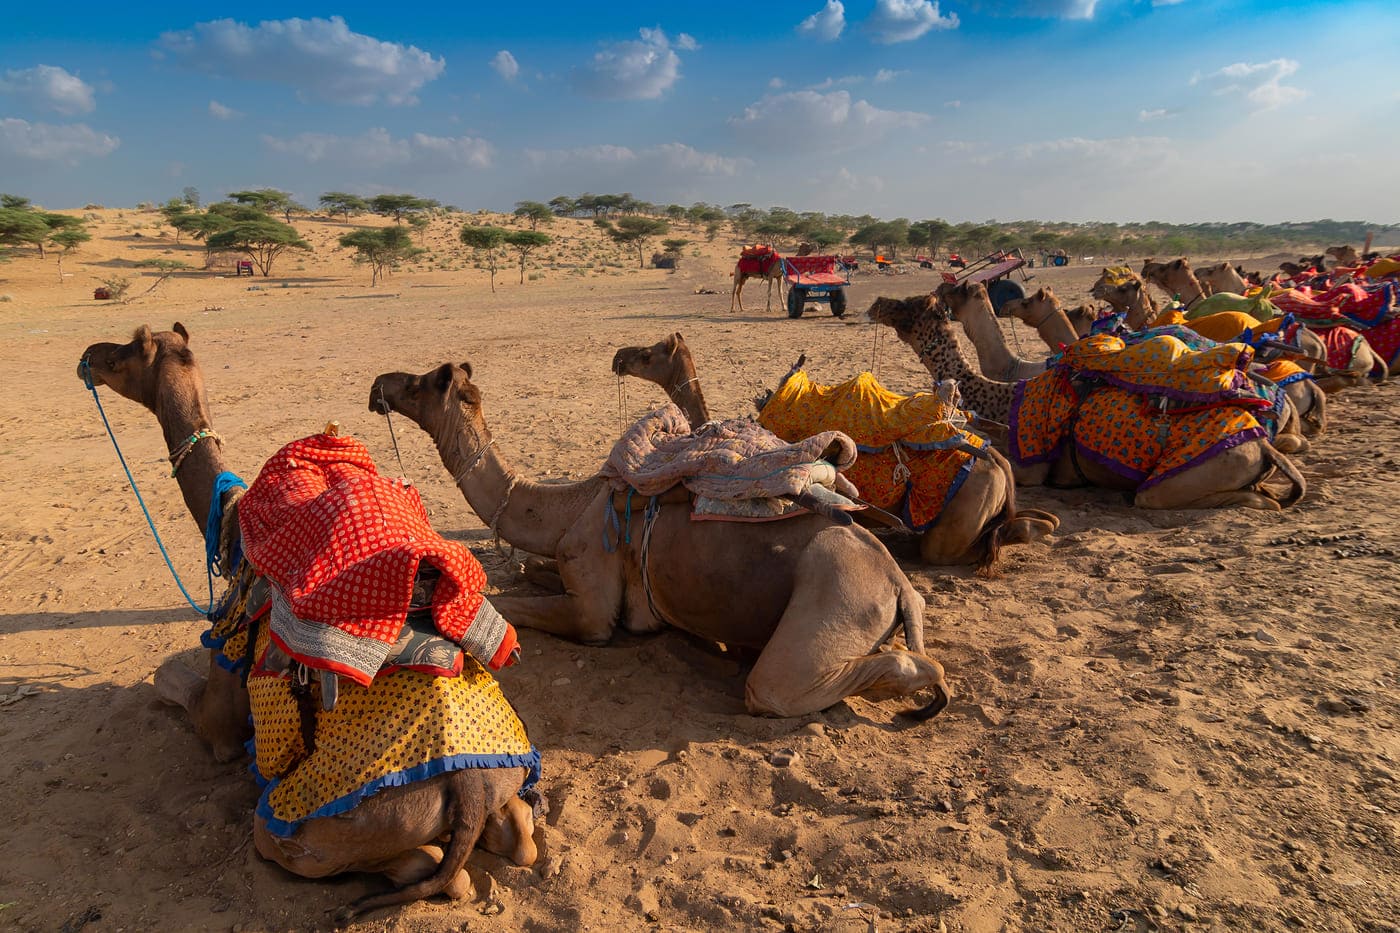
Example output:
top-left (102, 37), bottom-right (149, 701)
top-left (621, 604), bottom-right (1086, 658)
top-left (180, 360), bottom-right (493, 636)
top-left (489, 594), bottom-right (616, 645)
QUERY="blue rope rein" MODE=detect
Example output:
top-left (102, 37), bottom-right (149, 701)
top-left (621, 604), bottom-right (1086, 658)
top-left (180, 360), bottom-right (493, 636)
top-left (80, 358), bottom-right (246, 617)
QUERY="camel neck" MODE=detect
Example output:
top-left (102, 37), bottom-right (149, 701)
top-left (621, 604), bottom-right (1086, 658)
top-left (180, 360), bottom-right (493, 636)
top-left (433, 417), bottom-right (605, 557)
top-left (913, 326), bottom-right (1013, 422)
top-left (154, 378), bottom-right (229, 536)
top-left (1124, 289), bottom-right (1157, 330)
top-left (1024, 305), bottom-right (1079, 350)
top-left (666, 359), bottom-right (710, 429)
top-left (954, 298), bottom-right (1023, 377)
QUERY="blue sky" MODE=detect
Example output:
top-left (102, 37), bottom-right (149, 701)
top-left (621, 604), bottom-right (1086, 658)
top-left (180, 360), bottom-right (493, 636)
top-left (2, 1), bottom-right (1397, 223)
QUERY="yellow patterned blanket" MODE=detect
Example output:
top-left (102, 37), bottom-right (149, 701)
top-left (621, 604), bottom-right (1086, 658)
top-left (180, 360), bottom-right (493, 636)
top-left (1055, 333), bottom-right (1267, 407)
top-left (757, 371), bottom-right (987, 531)
top-left (246, 624), bottom-right (539, 837)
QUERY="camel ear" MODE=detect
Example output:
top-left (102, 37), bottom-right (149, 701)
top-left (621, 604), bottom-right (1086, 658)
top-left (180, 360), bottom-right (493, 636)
top-left (135, 325), bottom-right (155, 363)
top-left (1170, 259), bottom-right (1185, 270)
top-left (173, 322), bottom-right (190, 344)
top-left (665, 333), bottom-right (680, 351)
top-left (459, 361), bottom-right (473, 380)
top-left (1035, 287), bottom-right (1046, 300)
top-left (1130, 281), bottom-right (1141, 292)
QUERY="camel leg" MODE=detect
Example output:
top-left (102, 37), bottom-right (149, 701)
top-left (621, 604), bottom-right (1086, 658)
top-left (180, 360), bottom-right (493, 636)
top-left (154, 652), bottom-right (250, 762)
top-left (480, 796), bottom-right (538, 866)
top-left (490, 530), bottom-right (623, 645)
top-left (1132, 444), bottom-right (1284, 511)
top-left (917, 461), bottom-right (1006, 565)
top-left (488, 594), bottom-right (615, 645)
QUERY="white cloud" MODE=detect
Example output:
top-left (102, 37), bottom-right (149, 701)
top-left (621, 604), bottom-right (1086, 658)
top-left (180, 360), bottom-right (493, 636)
top-left (263, 127), bottom-right (493, 169)
top-left (810, 75), bottom-right (864, 91)
top-left (524, 142), bottom-right (748, 176)
top-left (729, 90), bottom-right (929, 151)
top-left (980, 135), bottom-right (1175, 172)
top-left (1138, 108), bottom-right (1168, 122)
top-left (1153, 0), bottom-right (1187, 6)
top-left (944, 99), bottom-right (961, 108)
top-left (0, 65), bottom-right (96, 115)
top-left (865, 0), bottom-right (959, 43)
top-left (159, 16), bottom-right (445, 106)
top-left (572, 27), bottom-right (686, 100)
top-left (0, 117), bottom-right (118, 162)
top-left (768, 77), bottom-right (786, 89)
top-left (676, 33), bottom-right (700, 51)
top-left (972, 1), bottom-right (1098, 18)
top-left (874, 68), bottom-right (905, 83)
top-left (208, 100), bottom-right (241, 120)
top-left (1194, 58), bottom-right (1306, 111)
top-left (797, 1), bottom-right (846, 41)
top-left (491, 50), bottom-right (520, 81)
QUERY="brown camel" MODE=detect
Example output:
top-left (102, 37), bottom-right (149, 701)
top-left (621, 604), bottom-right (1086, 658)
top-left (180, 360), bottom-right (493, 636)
top-left (610, 332), bottom-right (711, 427)
top-left (730, 245), bottom-right (785, 313)
top-left (936, 281), bottom-right (1048, 381)
top-left (611, 334), bottom-right (1059, 568)
top-left (369, 363), bottom-right (954, 719)
top-left (1196, 262), bottom-right (1248, 296)
top-left (997, 286), bottom-right (1084, 352)
top-left (77, 324), bottom-right (539, 921)
top-left (1141, 258), bottom-right (1207, 308)
top-left (867, 296), bottom-right (1308, 510)
top-left (1326, 245), bottom-right (1361, 267)
top-left (1091, 268), bottom-right (1159, 330)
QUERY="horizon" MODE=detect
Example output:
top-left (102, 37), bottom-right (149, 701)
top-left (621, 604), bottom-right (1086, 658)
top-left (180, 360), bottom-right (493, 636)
top-left (3, 1), bottom-right (1398, 225)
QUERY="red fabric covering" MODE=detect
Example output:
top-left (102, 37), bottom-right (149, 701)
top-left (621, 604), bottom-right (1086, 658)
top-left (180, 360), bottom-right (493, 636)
top-left (737, 246), bottom-right (781, 276)
top-left (1361, 317), bottom-right (1400, 367)
top-left (238, 433), bottom-right (516, 682)
top-left (783, 255), bottom-right (848, 285)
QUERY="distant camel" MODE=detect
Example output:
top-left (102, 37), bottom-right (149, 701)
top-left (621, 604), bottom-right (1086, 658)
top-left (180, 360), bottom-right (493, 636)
top-left (730, 245), bottom-right (785, 313)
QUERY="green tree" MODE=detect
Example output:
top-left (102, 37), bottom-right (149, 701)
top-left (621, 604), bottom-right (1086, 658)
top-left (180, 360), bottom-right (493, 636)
top-left (160, 198), bottom-right (193, 242)
top-left (513, 201), bottom-right (554, 231)
top-left (181, 186), bottom-right (201, 208)
top-left (227, 188), bottom-right (304, 223)
top-left (548, 195), bottom-right (577, 216)
top-left (0, 207), bottom-right (50, 254)
top-left (50, 226), bottom-right (90, 281)
top-left (370, 194), bottom-right (438, 224)
top-left (460, 225), bottom-right (508, 292)
top-left (320, 192), bottom-right (370, 221)
top-left (597, 216), bottom-right (670, 268)
top-left (133, 258), bottom-right (196, 296)
top-left (205, 218), bottom-right (311, 276)
top-left (504, 230), bottom-right (551, 284)
top-left (661, 238), bottom-right (690, 255)
top-left (407, 213), bottom-right (431, 243)
top-left (339, 226), bottom-right (424, 285)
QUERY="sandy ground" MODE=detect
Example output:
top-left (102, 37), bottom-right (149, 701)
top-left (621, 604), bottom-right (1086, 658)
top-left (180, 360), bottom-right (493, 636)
top-left (1, 212), bottom-right (1397, 932)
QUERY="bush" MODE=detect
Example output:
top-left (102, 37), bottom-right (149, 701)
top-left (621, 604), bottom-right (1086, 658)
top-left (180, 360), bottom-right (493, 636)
top-left (99, 275), bottom-right (132, 301)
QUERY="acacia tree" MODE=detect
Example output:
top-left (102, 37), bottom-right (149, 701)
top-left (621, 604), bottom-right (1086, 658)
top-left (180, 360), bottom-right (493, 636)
top-left (370, 194), bottom-right (438, 224)
top-left (320, 192), bottom-right (370, 221)
top-left (339, 226), bottom-right (423, 285)
top-left (598, 216), bottom-right (670, 268)
top-left (0, 207), bottom-right (49, 255)
top-left (228, 188), bottom-right (304, 223)
top-left (460, 225), bottom-right (508, 292)
top-left (504, 230), bottom-right (550, 284)
top-left (160, 198), bottom-right (193, 242)
top-left (513, 201), bottom-right (554, 231)
top-left (205, 217), bottom-right (311, 276)
top-left (50, 226), bottom-right (90, 281)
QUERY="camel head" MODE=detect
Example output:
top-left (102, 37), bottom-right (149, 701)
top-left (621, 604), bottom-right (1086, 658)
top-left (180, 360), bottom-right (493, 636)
top-left (999, 285), bottom-right (1057, 321)
top-left (867, 294), bottom-right (948, 348)
top-left (611, 332), bottom-right (685, 383)
top-left (1326, 245), bottom-right (1360, 267)
top-left (1140, 257), bottom-right (1200, 296)
top-left (933, 281), bottom-right (989, 322)
top-left (78, 322), bottom-right (202, 413)
top-left (369, 362), bottom-right (485, 446)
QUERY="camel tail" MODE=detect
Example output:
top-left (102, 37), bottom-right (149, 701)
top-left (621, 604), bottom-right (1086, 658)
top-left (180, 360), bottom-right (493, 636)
top-left (1263, 444), bottom-right (1307, 510)
top-left (1303, 382), bottom-right (1327, 433)
top-left (1370, 354), bottom-right (1389, 383)
top-left (335, 779), bottom-right (489, 925)
top-left (896, 583), bottom-right (951, 722)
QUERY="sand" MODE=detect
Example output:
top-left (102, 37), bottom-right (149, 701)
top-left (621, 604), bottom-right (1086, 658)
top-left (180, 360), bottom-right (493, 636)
top-left (1, 210), bottom-right (1397, 932)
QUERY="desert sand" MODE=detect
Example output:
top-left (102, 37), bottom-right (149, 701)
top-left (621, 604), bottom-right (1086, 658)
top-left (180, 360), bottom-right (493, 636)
top-left (1, 210), bottom-right (1397, 932)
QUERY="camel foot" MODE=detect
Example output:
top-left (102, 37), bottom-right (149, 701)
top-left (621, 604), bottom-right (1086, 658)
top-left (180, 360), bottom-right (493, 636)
top-left (482, 795), bottom-right (538, 866)
top-left (153, 659), bottom-right (204, 713)
top-left (1274, 434), bottom-right (1309, 455)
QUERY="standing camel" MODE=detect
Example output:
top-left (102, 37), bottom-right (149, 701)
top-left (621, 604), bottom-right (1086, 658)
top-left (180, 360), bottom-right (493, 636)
top-left (76, 324), bottom-right (540, 922)
top-left (730, 246), bottom-right (785, 313)
top-left (866, 296), bottom-right (1308, 511)
top-left (370, 363), bottom-right (954, 719)
top-left (611, 334), bottom-right (1059, 567)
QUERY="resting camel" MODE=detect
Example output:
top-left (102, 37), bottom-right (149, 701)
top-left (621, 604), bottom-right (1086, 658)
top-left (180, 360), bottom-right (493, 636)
top-left (730, 246), bottom-right (785, 313)
top-left (936, 281), bottom-right (1048, 381)
top-left (1326, 245), bottom-right (1361, 268)
top-left (998, 286), bottom-right (1087, 352)
top-left (1142, 258), bottom-right (1207, 308)
top-left (1091, 268), bottom-right (1159, 330)
top-left (77, 324), bottom-right (538, 922)
top-left (1197, 262), bottom-right (1249, 296)
top-left (610, 333), bottom-right (1058, 567)
top-left (370, 363), bottom-right (954, 719)
top-left (867, 296), bottom-right (1308, 511)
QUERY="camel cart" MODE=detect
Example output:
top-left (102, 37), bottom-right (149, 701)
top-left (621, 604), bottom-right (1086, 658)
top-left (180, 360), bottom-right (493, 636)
top-left (941, 247), bottom-right (1034, 312)
top-left (782, 255), bottom-right (853, 319)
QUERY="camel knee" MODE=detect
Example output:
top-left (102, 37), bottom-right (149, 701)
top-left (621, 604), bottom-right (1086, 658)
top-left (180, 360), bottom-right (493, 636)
top-left (1003, 515), bottom-right (1057, 546)
top-left (254, 819), bottom-right (347, 880)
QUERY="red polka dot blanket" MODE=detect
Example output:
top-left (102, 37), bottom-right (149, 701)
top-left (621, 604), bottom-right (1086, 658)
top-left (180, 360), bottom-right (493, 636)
top-left (1009, 335), bottom-right (1284, 491)
top-left (758, 371), bottom-right (987, 532)
top-left (237, 432), bottom-right (517, 686)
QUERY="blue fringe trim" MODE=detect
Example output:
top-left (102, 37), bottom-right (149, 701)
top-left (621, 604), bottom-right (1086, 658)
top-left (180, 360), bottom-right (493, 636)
top-left (253, 745), bottom-right (542, 837)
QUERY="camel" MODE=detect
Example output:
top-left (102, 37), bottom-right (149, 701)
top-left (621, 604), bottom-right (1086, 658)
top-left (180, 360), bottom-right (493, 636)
top-left (610, 333), bottom-right (1059, 567)
top-left (936, 281), bottom-right (1048, 381)
top-left (1197, 262), bottom-right (1248, 296)
top-left (369, 362), bottom-right (955, 719)
top-left (730, 245), bottom-right (785, 313)
top-left (77, 324), bottom-right (539, 921)
top-left (1092, 268), bottom-right (1159, 330)
top-left (866, 295), bottom-right (1308, 511)
top-left (1326, 245), bottom-right (1361, 268)
top-left (610, 332), bottom-right (711, 428)
top-left (998, 286), bottom-right (1086, 352)
top-left (1142, 258), bottom-right (1207, 308)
